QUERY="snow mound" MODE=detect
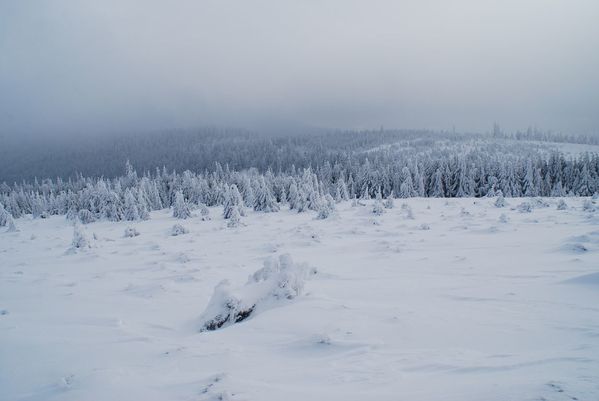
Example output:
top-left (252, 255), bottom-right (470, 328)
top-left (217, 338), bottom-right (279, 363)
top-left (124, 226), bottom-right (140, 238)
top-left (171, 223), bottom-right (189, 236)
top-left (562, 272), bottom-right (599, 286)
top-left (560, 243), bottom-right (588, 254)
top-left (199, 254), bottom-right (317, 331)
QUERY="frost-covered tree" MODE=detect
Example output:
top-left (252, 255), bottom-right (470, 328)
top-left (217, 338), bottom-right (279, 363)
top-left (254, 177), bottom-right (279, 212)
top-left (316, 194), bottom-right (336, 219)
top-left (6, 214), bottom-right (18, 232)
top-left (227, 206), bottom-right (242, 228)
top-left (223, 184), bottom-right (245, 219)
top-left (172, 190), bottom-right (191, 219)
top-left (123, 189), bottom-right (140, 221)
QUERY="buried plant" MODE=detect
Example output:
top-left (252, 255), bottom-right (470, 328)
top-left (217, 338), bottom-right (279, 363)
top-left (199, 254), bottom-right (317, 331)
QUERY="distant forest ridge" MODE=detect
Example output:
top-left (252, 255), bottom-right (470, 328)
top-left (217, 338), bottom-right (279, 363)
top-left (1, 128), bottom-right (599, 224)
top-left (1, 127), bottom-right (598, 184)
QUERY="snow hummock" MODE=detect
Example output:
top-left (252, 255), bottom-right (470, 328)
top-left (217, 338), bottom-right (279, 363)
top-left (199, 254), bottom-right (316, 331)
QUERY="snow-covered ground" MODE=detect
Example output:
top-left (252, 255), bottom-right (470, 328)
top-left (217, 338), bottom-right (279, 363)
top-left (1, 198), bottom-right (599, 401)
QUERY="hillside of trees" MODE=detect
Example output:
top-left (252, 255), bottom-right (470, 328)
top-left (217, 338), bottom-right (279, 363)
top-left (1, 129), bottom-right (599, 226)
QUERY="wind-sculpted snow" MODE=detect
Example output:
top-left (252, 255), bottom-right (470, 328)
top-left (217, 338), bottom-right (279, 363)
top-left (1, 197), bottom-right (599, 401)
top-left (199, 254), bottom-right (317, 331)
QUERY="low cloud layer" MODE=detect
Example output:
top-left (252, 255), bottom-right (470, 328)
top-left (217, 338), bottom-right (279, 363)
top-left (1, 0), bottom-right (598, 136)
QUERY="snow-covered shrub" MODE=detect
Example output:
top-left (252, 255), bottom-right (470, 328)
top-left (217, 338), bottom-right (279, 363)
top-left (401, 203), bottom-right (414, 219)
top-left (419, 223), bottom-right (430, 230)
top-left (71, 224), bottom-right (90, 250)
top-left (227, 206), bottom-right (242, 228)
top-left (494, 195), bottom-right (506, 208)
top-left (557, 199), bottom-right (568, 210)
top-left (460, 207), bottom-right (471, 217)
top-left (316, 194), bottom-right (336, 219)
top-left (516, 202), bottom-right (532, 213)
top-left (124, 226), bottom-right (140, 238)
top-left (582, 199), bottom-right (595, 212)
top-left (5, 214), bottom-right (18, 232)
top-left (384, 193), bottom-right (395, 209)
top-left (372, 201), bottom-right (384, 216)
top-left (78, 209), bottom-right (96, 224)
top-left (499, 213), bottom-right (509, 223)
top-left (532, 198), bottom-right (550, 208)
top-left (199, 203), bottom-right (211, 220)
top-left (199, 254), bottom-right (316, 331)
top-left (171, 223), bottom-right (189, 236)
top-left (172, 190), bottom-right (191, 219)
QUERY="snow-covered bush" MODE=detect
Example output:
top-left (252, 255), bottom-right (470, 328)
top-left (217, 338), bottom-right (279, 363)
top-left (532, 198), bottom-right (550, 208)
top-left (582, 199), bottom-right (595, 212)
top-left (494, 194), bottom-right (506, 208)
top-left (316, 194), bottom-right (336, 220)
top-left (199, 254), bottom-right (316, 331)
top-left (401, 203), bottom-right (414, 219)
top-left (372, 200), bottom-right (384, 216)
top-left (5, 214), bottom-right (18, 232)
top-left (124, 226), bottom-right (140, 238)
top-left (499, 213), bottom-right (509, 223)
top-left (516, 202), bottom-right (532, 213)
top-left (171, 223), bottom-right (189, 236)
top-left (557, 199), bottom-right (568, 210)
top-left (71, 224), bottom-right (90, 250)
top-left (419, 223), bottom-right (430, 230)
top-left (199, 203), bottom-right (211, 220)
top-left (227, 206), bottom-right (242, 228)
top-left (384, 193), bottom-right (395, 209)
top-left (172, 190), bottom-right (191, 219)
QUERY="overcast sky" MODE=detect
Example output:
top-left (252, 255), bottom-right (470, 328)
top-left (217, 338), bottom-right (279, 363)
top-left (1, 0), bottom-right (598, 137)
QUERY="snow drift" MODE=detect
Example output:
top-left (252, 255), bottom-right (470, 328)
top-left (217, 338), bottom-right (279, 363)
top-left (199, 254), bottom-right (317, 331)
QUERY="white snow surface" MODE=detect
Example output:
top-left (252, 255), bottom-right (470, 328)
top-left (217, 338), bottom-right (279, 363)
top-left (1, 198), bottom-right (599, 401)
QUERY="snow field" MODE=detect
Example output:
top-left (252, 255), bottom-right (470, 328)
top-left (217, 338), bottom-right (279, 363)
top-left (1, 197), bottom-right (598, 401)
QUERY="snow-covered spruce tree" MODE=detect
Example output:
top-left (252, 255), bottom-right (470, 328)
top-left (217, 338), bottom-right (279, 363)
top-left (335, 177), bottom-right (350, 202)
top-left (287, 181), bottom-right (301, 211)
top-left (254, 177), bottom-right (279, 212)
top-left (0, 203), bottom-right (8, 227)
top-left (316, 194), bottom-right (336, 219)
top-left (372, 198), bottom-right (385, 216)
top-left (136, 189), bottom-right (150, 220)
top-left (494, 191), bottom-right (506, 208)
top-left (123, 189), bottom-right (140, 221)
top-left (227, 205), bottom-right (242, 228)
top-left (223, 184), bottom-right (245, 219)
top-left (172, 190), bottom-right (191, 219)
top-left (431, 169), bottom-right (444, 197)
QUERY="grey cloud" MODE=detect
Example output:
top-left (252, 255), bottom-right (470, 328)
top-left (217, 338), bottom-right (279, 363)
top-left (1, 0), bottom-right (598, 136)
